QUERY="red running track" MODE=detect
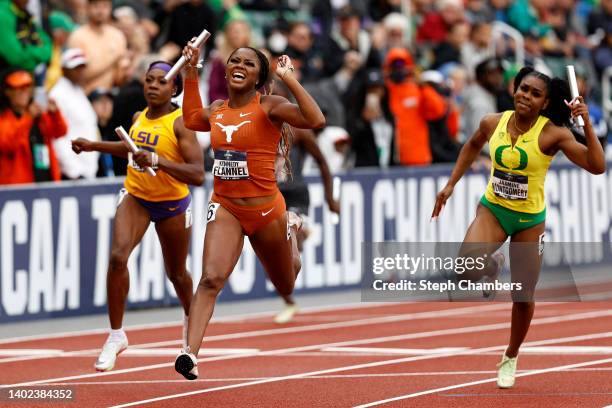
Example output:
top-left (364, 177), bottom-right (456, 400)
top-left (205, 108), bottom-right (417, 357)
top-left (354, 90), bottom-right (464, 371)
top-left (1, 301), bottom-right (611, 407)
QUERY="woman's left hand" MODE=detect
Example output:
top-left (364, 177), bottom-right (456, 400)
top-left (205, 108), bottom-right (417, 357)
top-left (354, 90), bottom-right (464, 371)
top-left (276, 55), bottom-right (295, 80)
top-left (564, 96), bottom-right (590, 124)
top-left (133, 150), bottom-right (156, 169)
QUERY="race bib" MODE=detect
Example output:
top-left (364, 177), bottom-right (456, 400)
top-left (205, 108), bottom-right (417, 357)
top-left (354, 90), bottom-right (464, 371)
top-left (492, 169), bottom-right (528, 200)
top-left (212, 150), bottom-right (249, 180)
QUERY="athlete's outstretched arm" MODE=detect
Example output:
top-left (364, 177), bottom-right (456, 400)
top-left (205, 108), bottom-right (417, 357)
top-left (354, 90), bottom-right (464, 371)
top-left (72, 139), bottom-right (129, 157)
top-left (268, 56), bottom-right (325, 129)
top-left (72, 111), bottom-right (140, 157)
top-left (554, 97), bottom-right (605, 175)
top-left (132, 116), bottom-right (205, 185)
top-left (295, 128), bottom-right (340, 213)
top-left (432, 114), bottom-right (498, 218)
top-left (181, 43), bottom-right (222, 131)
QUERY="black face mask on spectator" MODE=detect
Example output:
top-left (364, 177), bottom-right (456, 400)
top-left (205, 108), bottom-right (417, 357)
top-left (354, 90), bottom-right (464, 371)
top-left (388, 60), bottom-right (410, 84)
top-left (389, 70), bottom-right (407, 83)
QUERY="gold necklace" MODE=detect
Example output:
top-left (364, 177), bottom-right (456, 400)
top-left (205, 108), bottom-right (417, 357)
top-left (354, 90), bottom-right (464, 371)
top-left (513, 113), bottom-right (535, 135)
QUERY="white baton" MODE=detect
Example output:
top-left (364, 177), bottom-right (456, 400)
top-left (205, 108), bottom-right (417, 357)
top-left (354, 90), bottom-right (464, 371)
top-left (566, 65), bottom-right (585, 127)
top-left (115, 126), bottom-right (156, 177)
top-left (165, 29), bottom-right (212, 81)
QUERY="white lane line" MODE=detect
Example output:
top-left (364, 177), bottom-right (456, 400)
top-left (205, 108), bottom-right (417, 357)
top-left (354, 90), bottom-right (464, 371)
top-left (5, 308), bottom-right (612, 388)
top-left (321, 347), bottom-right (470, 355)
top-left (12, 367), bottom-right (612, 388)
top-left (0, 303), bottom-right (511, 365)
top-left (0, 300), bottom-right (394, 345)
top-left (353, 357), bottom-right (612, 407)
top-left (0, 349), bottom-right (63, 356)
top-left (521, 346), bottom-right (612, 354)
top-left (107, 328), bottom-right (612, 408)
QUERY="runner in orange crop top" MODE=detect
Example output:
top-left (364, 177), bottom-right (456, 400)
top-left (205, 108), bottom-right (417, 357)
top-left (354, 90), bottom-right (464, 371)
top-left (175, 43), bottom-right (325, 380)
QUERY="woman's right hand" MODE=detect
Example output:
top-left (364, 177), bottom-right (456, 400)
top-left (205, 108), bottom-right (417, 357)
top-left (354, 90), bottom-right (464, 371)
top-left (71, 138), bottom-right (94, 154)
top-left (432, 184), bottom-right (454, 219)
top-left (182, 38), bottom-right (201, 69)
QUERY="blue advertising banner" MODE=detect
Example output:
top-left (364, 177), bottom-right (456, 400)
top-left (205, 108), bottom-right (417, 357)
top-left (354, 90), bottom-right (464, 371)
top-left (1, 162), bottom-right (611, 322)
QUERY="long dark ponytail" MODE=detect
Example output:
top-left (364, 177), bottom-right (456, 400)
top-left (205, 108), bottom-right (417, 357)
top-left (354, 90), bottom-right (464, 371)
top-left (513, 67), bottom-right (572, 127)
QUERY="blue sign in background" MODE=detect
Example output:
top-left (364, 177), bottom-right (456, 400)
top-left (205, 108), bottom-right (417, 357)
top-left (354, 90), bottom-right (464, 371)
top-left (1, 162), bottom-right (611, 323)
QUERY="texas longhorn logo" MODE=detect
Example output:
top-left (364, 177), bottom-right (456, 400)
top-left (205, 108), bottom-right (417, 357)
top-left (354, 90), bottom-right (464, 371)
top-left (215, 121), bottom-right (251, 143)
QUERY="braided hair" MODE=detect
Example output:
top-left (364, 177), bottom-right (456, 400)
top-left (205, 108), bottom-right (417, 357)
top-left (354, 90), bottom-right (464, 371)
top-left (513, 67), bottom-right (571, 127)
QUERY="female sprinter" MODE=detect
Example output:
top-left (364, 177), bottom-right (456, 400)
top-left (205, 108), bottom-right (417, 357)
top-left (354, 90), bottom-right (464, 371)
top-left (174, 42), bottom-right (325, 380)
top-left (432, 67), bottom-right (605, 388)
top-left (71, 61), bottom-right (204, 371)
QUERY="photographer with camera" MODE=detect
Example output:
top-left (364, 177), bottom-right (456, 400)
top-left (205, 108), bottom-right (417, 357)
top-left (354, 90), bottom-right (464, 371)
top-left (384, 47), bottom-right (447, 166)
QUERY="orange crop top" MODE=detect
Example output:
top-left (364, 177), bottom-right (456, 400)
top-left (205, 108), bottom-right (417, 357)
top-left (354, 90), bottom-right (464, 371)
top-left (183, 79), bottom-right (281, 198)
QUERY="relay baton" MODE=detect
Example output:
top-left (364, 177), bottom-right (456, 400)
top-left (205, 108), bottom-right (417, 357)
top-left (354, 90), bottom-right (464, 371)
top-left (164, 29), bottom-right (211, 81)
top-left (115, 126), bottom-right (156, 177)
top-left (566, 65), bottom-right (585, 127)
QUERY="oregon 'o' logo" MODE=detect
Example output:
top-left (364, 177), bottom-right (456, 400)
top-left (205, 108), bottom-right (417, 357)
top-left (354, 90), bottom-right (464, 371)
top-left (495, 145), bottom-right (528, 170)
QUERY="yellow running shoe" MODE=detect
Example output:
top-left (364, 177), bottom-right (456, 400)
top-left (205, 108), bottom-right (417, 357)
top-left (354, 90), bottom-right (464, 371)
top-left (496, 354), bottom-right (518, 388)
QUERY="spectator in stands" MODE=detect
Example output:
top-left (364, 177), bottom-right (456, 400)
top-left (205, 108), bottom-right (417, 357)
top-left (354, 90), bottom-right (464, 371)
top-left (384, 47), bottom-right (447, 166)
top-left (113, 5), bottom-right (151, 69)
top-left (107, 54), bottom-right (160, 176)
top-left (0, 69), bottom-right (66, 184)
top-left (284, 21), bottom-right (324, 84)
top-left (507, 0), bottom-right (551, 38)
top-left (348, 68), bottom-right (394, 167)
top-left (461, 57), bottom-right (503, 144)
top-left (0, 0), bottom-right (52, 73)
top-left (490, 0), bottom-right (510, 23)
top-left (311, 0), bottom-right (368, 37)
top-left (460, 21), bottom-right (493, 78)
top-left (159, 0), bottom-right (218, 62)
top-left (67, 0), bottom-right (128, 93)
top-left (369, 0), bottom-right (402, 22)
top-left (44, 11), bottom-right (76, 91)
top-left (592, 21), bottom-right (612, 78)
top-left (50, 48), bottom-right (99, 179)
top-left (89, 87), bottom-right (115, 177)
top-left (382, 12), bottom-right (409, 51)
top-left (321, 5), bottom-right (382, 77)
top-left (432, 21), bottom-right (470, 69)
top-left (208, 18), bottom-right (251, 103)
top-left (421, 69), bottom-right (461, 163)
top-left (416, 0), bottom-right (465, 45)
top-left (587, 0), bottom-right (612, 37)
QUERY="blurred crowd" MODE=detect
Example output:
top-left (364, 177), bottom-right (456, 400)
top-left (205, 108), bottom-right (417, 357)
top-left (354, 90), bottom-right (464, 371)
top-left (0, 0), bottom-right (610, 185)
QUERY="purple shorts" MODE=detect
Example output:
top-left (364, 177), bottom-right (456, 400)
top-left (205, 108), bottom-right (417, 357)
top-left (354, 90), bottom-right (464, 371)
top-left (134, 194), bottom-right (192, 223)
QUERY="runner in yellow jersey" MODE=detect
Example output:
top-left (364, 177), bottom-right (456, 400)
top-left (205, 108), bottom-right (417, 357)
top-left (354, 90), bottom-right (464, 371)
top-left (432, 67), bottom-right (605, 389)
top-left (71, 61), bottom-right (204, 372)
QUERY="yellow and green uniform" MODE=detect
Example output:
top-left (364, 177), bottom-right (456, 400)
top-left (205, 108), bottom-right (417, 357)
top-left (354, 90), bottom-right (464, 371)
top-left (124, 107), bottom-right (189, 202)
top-left (481, 111), bottom-right (553, 235)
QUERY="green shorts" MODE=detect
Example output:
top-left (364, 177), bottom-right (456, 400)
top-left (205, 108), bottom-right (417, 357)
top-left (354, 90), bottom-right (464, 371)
top-left (480, 196), bottom-right (546, 236)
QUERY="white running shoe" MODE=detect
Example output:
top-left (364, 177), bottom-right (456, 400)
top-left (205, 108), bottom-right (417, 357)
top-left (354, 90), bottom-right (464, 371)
top-left (175, 350), bottom-right (199, 380)
top-left (94, 333), bottom-right (128, 372)
top-left (274, 304), bottom-right (298, 324)
top-left (496, 354), bottom-right (518, 388)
